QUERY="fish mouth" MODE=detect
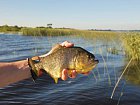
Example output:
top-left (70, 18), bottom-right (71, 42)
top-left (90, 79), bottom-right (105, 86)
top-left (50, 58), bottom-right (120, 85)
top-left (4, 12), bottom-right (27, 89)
top-left (78, 59), bottom-right (99, 74)
top-left (87, 59), bottom-right (99, 70)
top-left (89, 59), bottom-right (99, 65)
top-left (77, 59), bottom-right (99, 74)
top-left (94, 59), bottom-right (99, 64)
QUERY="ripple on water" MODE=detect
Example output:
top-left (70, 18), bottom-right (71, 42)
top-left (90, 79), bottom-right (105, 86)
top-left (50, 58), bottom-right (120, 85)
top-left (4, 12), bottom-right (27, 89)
top-left (1, 34), bottom-right (140, 105)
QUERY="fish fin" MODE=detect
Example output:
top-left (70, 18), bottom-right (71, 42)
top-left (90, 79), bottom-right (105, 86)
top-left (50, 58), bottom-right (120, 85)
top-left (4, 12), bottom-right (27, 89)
top-left (49, 73), bottom-right (59, 83)
top-left (54, 78), bottom-right (58, 84)
top-left (50, 44), bottom-right (63, 54)
top-left (43, 44), bottom-right (63, 56)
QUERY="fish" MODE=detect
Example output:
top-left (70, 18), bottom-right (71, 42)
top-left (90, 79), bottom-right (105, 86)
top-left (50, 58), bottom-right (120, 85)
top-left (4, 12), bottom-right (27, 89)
top-left (29, 44), bottom-right (99, 83)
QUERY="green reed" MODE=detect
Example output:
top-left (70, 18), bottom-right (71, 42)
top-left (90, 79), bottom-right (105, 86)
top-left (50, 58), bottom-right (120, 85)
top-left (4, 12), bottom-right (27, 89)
top-left (110, 32), bottom-right (140, 98)
top-left (121, 32), bottom-right (140, 61)
top-left (119, 32), bottom-right (140, 86)
top-left (21, 28), bottom-right (88, 36)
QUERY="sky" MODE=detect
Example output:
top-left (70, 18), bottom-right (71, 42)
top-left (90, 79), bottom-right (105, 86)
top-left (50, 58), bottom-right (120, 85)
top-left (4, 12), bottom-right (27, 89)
top-left (0, 0), bottom-right (140, 30)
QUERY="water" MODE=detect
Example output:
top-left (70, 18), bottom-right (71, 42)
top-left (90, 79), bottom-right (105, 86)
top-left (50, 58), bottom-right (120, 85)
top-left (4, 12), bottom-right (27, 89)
top-left (0, 34), bottom-right (140, 105)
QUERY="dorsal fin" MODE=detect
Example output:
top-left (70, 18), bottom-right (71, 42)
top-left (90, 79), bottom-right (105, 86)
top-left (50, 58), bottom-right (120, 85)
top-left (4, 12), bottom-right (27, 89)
top-left (40, 44), bottom-right (64, 57)
top-left (50, 44), bottom-right (63, 54)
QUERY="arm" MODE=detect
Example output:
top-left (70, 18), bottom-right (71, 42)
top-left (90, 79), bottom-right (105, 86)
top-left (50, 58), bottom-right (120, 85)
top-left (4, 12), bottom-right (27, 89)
top-left (0, 41), bottom-right (77, 88)
top-left (0, 59), bottom-right (75, 88)
top-left (0, 41), bottom-right (89, 88)
top-left (0, 59), bottom-right (31, 87)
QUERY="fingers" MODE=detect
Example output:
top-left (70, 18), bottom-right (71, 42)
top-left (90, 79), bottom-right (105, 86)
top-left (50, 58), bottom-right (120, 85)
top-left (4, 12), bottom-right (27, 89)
top-left (61, 69), bottom-right (68, 80)
top-left (60, 41), bottom-right (74, 48)
top-left (68, 70), bottom-right (77, 78)
top-left (61, 69), bottom-right (77, 80)
top-left (61, 69), bottom-right (91, 81)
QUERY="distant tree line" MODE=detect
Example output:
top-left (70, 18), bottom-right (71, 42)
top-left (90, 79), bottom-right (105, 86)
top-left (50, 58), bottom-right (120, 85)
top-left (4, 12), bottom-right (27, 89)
top-left (0, 24), bottom-right (81, 36)
top-left (0, 25), bottom-right (22, 32)
top-left (0, 24), bottom-right (118, 36)
top-left (0, 24), bottom-right (53, 33)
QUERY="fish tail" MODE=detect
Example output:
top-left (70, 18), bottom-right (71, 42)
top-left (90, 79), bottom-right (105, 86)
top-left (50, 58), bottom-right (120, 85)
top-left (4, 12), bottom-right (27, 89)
top-left (28, 56), bottom-right (43, 81)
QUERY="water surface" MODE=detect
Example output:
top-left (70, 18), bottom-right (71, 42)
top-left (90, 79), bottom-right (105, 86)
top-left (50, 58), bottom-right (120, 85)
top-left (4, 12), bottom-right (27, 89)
top-left (0, 34), bottom-right (140, 105)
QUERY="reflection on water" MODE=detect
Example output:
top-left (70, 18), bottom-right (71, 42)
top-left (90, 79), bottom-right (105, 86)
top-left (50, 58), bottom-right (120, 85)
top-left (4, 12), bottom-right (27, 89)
top-left (0, 34), bottom-right (140, 105)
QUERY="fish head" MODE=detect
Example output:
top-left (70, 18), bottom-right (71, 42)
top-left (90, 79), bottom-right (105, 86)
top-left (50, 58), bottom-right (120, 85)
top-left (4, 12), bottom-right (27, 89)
top-left (75, 50), bottom-right (99, 74)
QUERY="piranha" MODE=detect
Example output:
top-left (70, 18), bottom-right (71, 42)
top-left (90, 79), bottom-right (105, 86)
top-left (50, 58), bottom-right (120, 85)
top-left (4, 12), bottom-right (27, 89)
top-left (28, 44), bottom-right (99, 83)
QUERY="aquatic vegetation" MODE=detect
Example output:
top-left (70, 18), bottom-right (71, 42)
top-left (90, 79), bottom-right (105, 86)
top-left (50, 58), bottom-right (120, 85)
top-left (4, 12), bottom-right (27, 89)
top-left (78, 31), bottom-right (140, 99)
top-left (0, 25), bottom-right (21, 33)
top-left (124, 60), bottom-right (140, 85)
top-left (21, 28), bottom-right (83, 36)
top-left (107, 47), bottom-right (119, 55)
top-left (118, 33), bottom-right (140, 86)
top-left (77, 30), bottom-right (118, 42)
top-left (110, 32), bottom-right (140, 98)
top-left (80, 31), bottom-right (140, 63)
top-left (111, 57), bottom-right (133, 99)
top-left (121, 32), bottom-right (140, 85)
top-left (121, 32), bottom-right (140, 61)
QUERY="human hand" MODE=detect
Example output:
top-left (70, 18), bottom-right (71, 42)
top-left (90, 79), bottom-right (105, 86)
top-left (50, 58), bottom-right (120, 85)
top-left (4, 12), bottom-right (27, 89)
top-left (60, 41), bottom-right (76, 80)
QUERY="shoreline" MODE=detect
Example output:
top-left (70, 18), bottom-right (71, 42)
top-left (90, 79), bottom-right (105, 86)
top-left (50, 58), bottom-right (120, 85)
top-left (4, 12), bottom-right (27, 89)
top-left (0, 32), bottom-right (22, 35)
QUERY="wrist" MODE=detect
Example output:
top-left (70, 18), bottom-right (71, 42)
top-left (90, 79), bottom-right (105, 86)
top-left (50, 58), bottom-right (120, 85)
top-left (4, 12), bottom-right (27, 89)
top-left (10, 59), bottom-right (31, 79)
top-left (12, 59), bottom-right (30, 71)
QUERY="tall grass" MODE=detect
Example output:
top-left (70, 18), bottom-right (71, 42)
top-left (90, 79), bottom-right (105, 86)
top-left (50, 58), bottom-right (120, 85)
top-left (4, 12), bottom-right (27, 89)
top-left (121, 32), bottom-right (140, 61)
top-left (120, 32), bottom-right (140, 86)
top-left (21, 27), bottom-right (118, 39)
top-left (77, 30), bottom-right (118, 41)
top-left (21, 28), bottom-right (87, 36)
top-left (110, 32), bottom-right (140, 98)
top-left (79, 31), bottom-right (140, 62)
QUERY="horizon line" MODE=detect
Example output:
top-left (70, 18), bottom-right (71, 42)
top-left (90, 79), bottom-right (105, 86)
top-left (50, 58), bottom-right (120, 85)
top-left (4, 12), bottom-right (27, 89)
top-left (0, 24), bottom-right (140, 31)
